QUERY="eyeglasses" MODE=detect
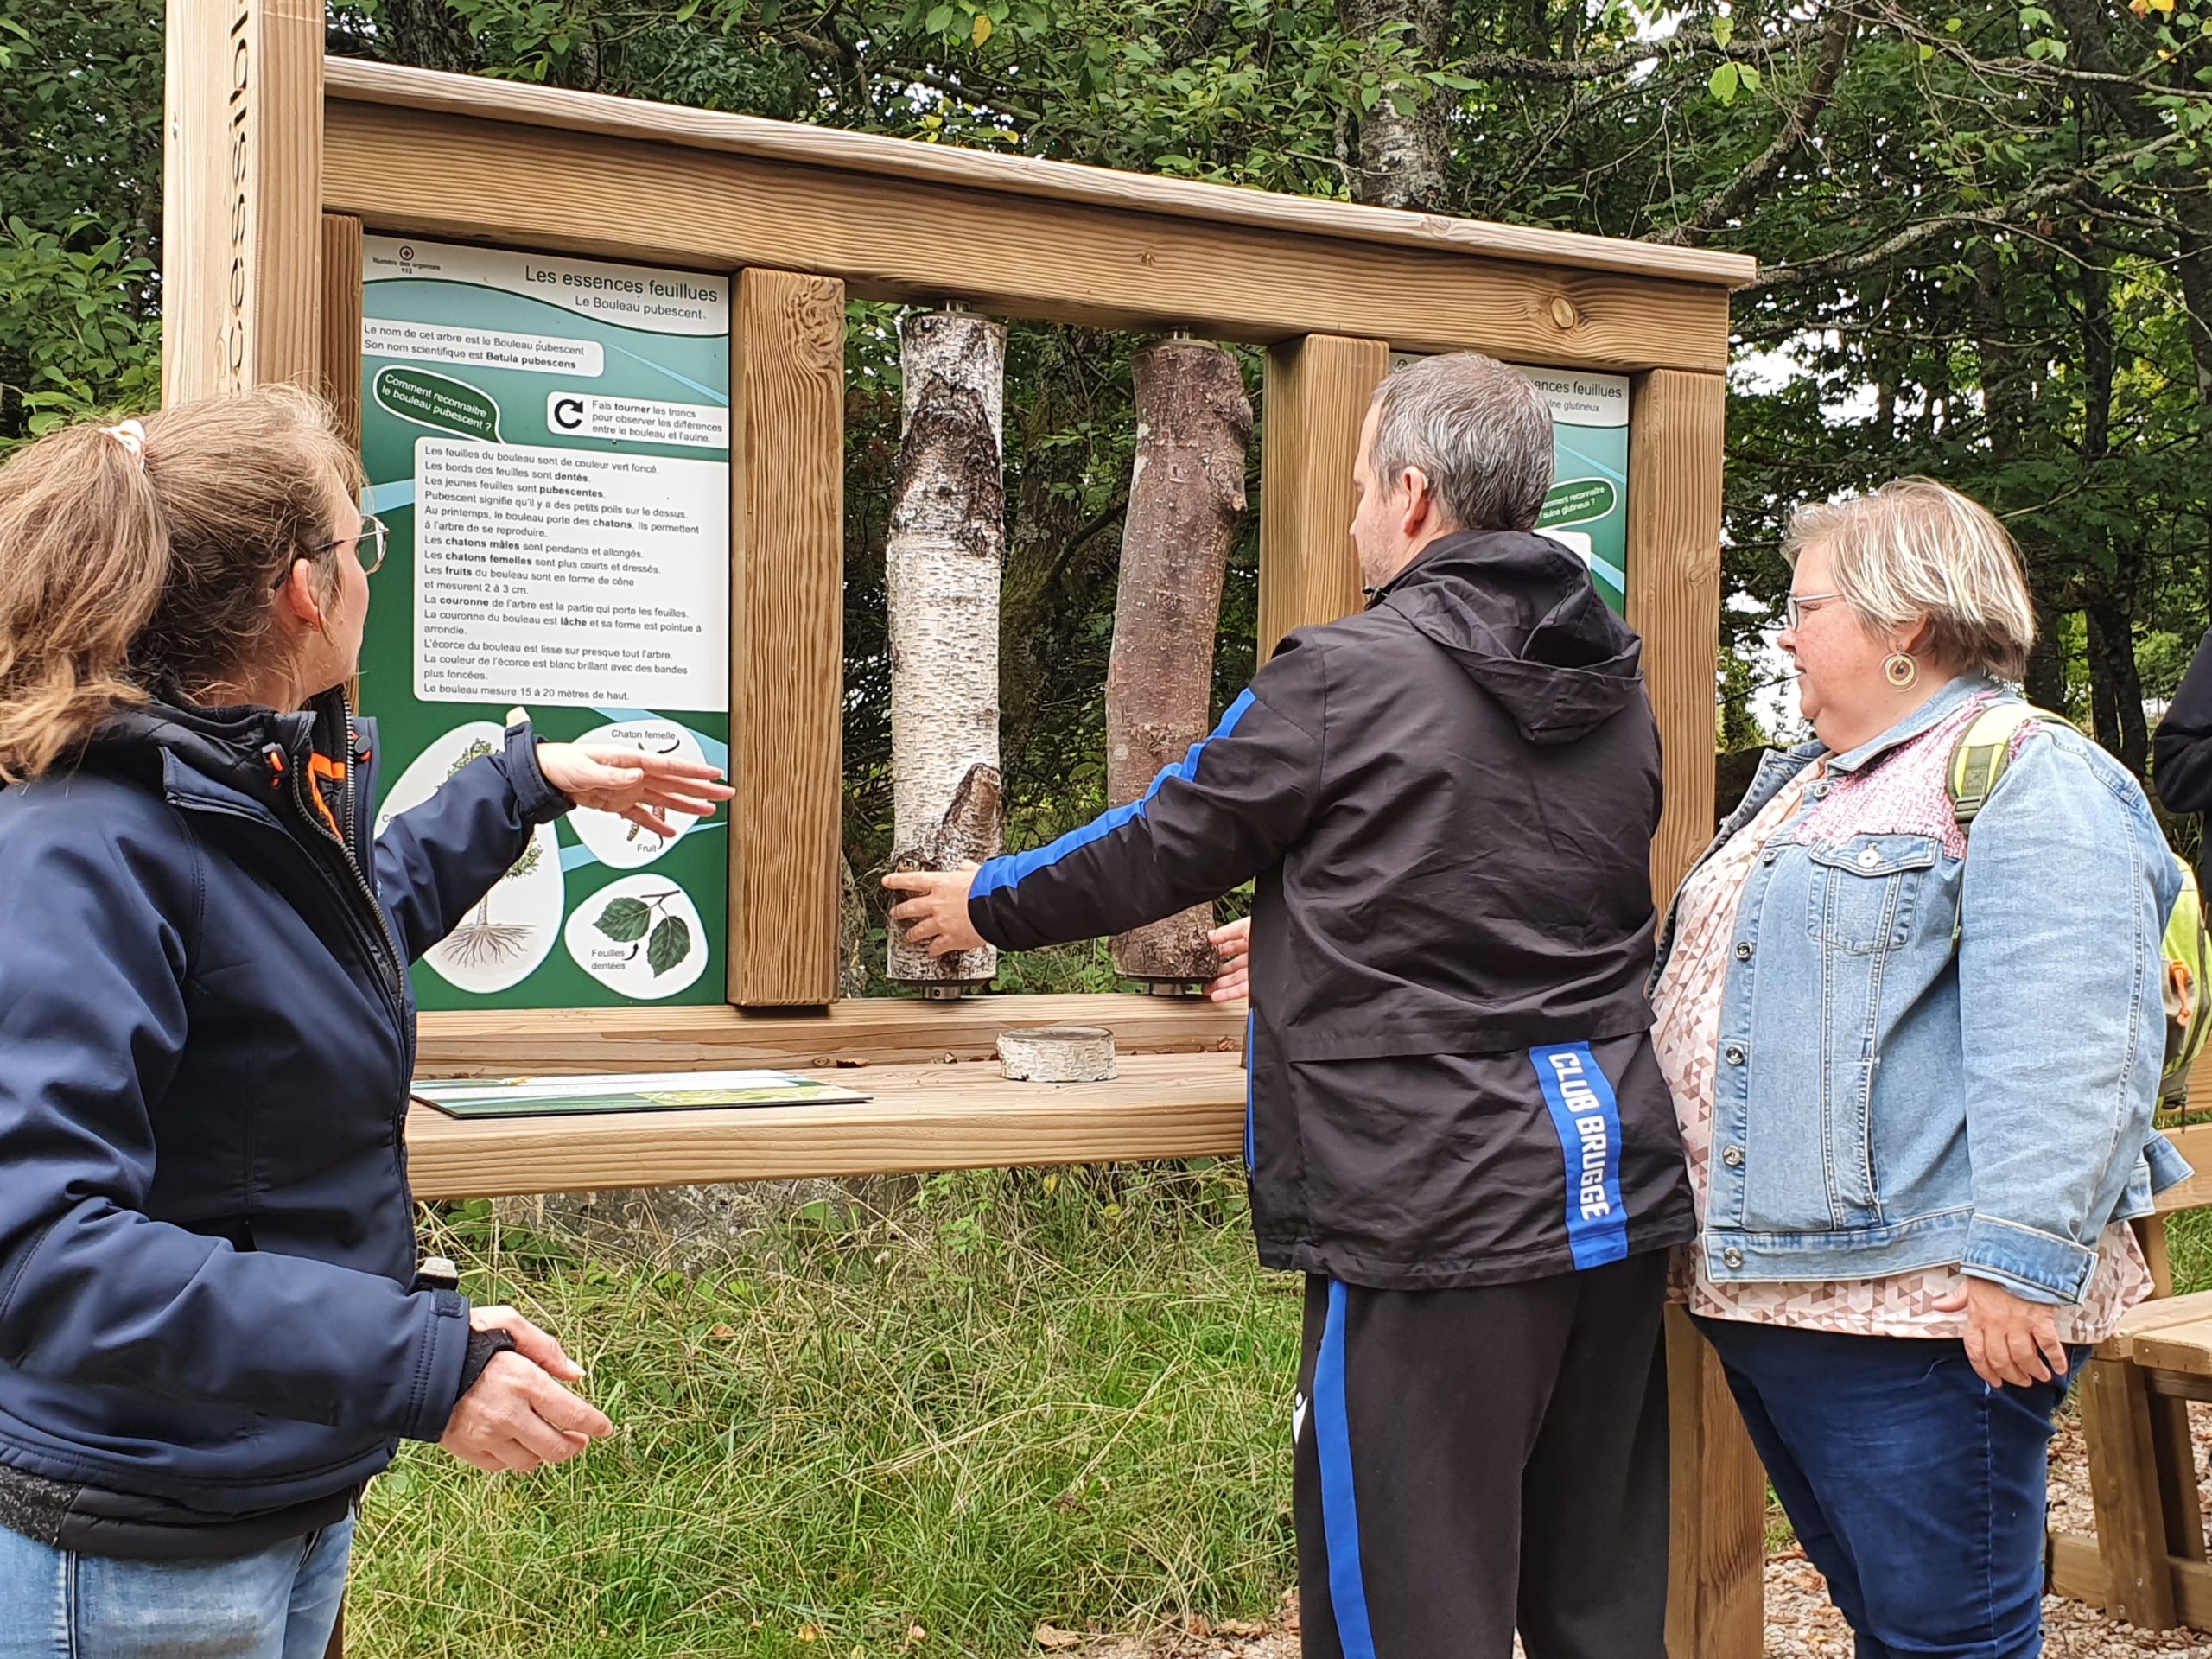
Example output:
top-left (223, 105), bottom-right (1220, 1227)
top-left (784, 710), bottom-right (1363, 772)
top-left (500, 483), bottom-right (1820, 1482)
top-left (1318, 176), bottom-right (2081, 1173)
top-left (275, 516), bottom-right (388, 588)
top-left (1783, 591), bottom-right (1840, 629)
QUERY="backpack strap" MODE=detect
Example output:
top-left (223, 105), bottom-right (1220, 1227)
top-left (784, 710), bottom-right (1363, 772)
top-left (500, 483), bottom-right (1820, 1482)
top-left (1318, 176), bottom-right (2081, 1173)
top-left (1946, 701), bottom-right (2066, 830)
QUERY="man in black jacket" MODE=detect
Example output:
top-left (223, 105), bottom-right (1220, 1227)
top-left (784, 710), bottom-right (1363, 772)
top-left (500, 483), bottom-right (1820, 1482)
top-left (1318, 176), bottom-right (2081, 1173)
top-left (888, 353), bottom-right (1692, 1658)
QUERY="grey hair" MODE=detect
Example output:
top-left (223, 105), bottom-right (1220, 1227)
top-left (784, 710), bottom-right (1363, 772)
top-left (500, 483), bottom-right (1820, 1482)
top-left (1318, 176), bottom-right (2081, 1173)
top-left (1367, 353), bottom-right (1555, 533)
top-left (1785, 478), bottom-right (2037, 680)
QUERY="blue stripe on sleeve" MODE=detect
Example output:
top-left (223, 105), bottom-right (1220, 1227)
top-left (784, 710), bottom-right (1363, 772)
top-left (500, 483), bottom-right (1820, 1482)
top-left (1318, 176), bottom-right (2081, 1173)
top-left (971, 690), bottom-right (1257, 900)
top-left (1315, 1280), bottom-right (1379, 1659)
top-left (1529, 1041), bottom-right (1631, 1269)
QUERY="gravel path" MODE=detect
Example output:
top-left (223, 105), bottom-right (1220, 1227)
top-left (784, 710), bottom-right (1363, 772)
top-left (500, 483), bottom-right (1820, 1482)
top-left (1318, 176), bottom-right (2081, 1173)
top-left (1072, 1402), bottom-right (2212, 1657)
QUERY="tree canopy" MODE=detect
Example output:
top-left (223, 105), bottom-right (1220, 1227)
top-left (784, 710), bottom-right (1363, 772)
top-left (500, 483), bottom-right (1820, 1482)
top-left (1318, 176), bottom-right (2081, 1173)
top-left (7, 0), bottom-right (2210, 849)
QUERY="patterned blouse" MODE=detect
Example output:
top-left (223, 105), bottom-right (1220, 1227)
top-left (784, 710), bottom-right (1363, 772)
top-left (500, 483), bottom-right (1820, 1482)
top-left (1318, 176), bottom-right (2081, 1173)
top-left (1652, 695), bottom-right (2153, 1340)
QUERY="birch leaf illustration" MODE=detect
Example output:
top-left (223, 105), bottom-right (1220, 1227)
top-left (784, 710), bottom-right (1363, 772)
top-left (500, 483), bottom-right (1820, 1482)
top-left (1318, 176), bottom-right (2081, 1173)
top-left (647, 914), bottom-right (692, 977)
top-left (594, 896), bottom-right (652, 943)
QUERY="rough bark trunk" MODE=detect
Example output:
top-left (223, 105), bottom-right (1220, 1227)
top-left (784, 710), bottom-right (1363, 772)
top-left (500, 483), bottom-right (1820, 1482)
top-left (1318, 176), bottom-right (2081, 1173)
top-left (1104, 340), bottom-right (1252, 982)
top-left (887, 310), bottom-right (1007, 988)
top-left (1337, 0), bottom-right (1452, 209)
top-left (382, 0), bottom-right (479, 73)
top-left (2088, 600), bottom-right (2150, 779)
top-left (1970, 238), bottom-right (2074, 709)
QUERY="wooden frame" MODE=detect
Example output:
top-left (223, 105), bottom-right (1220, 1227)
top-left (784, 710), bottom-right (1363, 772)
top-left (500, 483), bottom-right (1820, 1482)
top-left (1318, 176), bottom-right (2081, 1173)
top-left (163, 10), bottom-right (1757, 1652)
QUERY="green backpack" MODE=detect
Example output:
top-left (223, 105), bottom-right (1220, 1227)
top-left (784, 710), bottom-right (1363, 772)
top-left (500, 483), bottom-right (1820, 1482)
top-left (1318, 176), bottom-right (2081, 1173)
top-left (1947, 702), bottom-right (2212, 1108)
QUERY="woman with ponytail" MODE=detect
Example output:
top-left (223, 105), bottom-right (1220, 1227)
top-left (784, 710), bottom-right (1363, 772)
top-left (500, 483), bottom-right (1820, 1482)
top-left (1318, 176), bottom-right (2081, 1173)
top-left (0, 391), bottom-right (731, 1656)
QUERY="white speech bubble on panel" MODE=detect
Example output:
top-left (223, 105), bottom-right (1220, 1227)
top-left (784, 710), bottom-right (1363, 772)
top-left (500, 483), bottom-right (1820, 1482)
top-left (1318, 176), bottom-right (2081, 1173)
top-left (376, 721), bottom-right (564, 994)
top-left (564, 873), bottom-right (709, 1001)
top-left (565, 719), bottom-right (709, 869)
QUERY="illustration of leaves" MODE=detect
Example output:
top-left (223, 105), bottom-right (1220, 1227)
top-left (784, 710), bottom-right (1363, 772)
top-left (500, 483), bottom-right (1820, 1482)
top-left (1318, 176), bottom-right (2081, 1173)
top-left (647, 913), bottom-right (692, 976)
top-left (594, 896), bottom-right (652, 942)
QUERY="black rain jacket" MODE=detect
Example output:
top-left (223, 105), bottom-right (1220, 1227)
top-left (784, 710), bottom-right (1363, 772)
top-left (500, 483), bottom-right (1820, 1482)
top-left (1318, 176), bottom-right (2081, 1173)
top-left (969, 530), bottom-right (1694, 1288)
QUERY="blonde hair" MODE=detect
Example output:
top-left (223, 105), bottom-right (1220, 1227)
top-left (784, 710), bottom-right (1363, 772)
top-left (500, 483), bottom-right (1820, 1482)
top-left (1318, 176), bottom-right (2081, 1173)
top-left (1785, 478), bottom-right (2036, 680)
top-left (0, 387), bottom-right (365, 783)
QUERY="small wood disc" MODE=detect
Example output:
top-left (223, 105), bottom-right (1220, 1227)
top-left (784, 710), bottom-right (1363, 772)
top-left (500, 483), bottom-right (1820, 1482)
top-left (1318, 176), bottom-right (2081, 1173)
top-left (997, 1025), bottom-right (1117, 1083)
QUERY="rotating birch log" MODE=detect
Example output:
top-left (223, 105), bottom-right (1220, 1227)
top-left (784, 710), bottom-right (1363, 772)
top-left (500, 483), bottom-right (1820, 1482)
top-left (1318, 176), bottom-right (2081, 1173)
top-left (997, 1025), bottom-right (1117, 1083)
top-left (1105, 338), bottom-right (1254, 982)
top-left (887, 308), bottom-right (1007, 988)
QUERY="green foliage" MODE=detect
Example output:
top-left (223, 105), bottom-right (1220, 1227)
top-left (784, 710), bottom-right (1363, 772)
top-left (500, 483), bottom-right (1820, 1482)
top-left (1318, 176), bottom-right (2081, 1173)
top-left (357, 1169), bottom-right (1296, 1657)
top-left (0, 0), bottom-right (162, 443)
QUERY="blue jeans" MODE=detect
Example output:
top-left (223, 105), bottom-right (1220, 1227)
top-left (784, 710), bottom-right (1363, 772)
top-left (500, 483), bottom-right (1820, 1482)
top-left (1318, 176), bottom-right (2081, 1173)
top-left (1695, 1316), bottom-right (2082, 1659)
top-left (0, 1515), bottom-right (352, 1659)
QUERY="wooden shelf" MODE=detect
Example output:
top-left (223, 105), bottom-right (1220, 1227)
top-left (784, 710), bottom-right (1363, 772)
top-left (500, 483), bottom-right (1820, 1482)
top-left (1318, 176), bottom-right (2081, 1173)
top-left (405, 1049), bottom-right (1247, 1199)
top-left (415, 991), bottom-right (1244, 1077)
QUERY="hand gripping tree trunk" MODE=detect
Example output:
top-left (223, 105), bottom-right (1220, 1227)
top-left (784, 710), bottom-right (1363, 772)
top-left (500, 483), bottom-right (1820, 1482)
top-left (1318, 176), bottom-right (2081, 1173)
top-left (887, 309), bottom-right (1007, 989)
top-left (1105, 338), bottom-right (1252, 982)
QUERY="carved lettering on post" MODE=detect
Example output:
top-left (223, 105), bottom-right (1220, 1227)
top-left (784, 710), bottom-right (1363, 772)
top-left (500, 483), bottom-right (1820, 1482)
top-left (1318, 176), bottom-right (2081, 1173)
top-left (887, 310), bottom-right (1007, 989)
top-left (162, 0), bottom-right (322, 400)
top-left (1106, 339), bottom-right (1253, 982)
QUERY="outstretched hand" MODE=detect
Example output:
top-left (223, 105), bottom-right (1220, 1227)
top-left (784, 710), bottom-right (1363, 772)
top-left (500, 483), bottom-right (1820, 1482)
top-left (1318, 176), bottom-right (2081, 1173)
top-left (536, 743), bottom-right (733, 841)
top-left (882, 865), bottom-right (986, 957)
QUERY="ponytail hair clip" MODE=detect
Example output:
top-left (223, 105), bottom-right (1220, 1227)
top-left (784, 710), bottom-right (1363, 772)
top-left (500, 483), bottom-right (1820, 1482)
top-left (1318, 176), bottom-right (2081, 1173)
top-left (101, 418), bottom-right (148, 469)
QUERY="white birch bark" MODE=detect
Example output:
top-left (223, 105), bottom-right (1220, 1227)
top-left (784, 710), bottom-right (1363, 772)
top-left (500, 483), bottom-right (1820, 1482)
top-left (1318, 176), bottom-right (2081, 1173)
top-left (1106, 339), bottom-right (1252, 982)
top-left (887, 309), bottom-right (1006, 986)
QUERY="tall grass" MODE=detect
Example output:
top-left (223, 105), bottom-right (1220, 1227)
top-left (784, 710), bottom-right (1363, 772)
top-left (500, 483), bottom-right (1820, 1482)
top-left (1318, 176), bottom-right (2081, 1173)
top-left (348, 1165), bottom-right (1300, 1659)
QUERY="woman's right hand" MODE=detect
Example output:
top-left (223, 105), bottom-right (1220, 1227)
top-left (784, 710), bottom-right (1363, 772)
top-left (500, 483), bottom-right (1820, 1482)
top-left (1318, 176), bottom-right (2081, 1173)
top-left (1207, 917), bottom-right (1251, 1003)
top-left (439, 1306), bottom-right (613, 1473)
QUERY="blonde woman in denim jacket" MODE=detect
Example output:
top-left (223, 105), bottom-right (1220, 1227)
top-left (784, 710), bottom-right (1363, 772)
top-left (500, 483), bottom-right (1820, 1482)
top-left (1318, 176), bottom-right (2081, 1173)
top-left (1651, 480), bottom-right (2191, 1659)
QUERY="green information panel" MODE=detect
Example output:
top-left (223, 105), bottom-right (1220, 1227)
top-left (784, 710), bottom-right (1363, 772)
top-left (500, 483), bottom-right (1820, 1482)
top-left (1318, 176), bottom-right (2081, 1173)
top-left (358, 235), bottom-right (732, 1010)
top-left (1390, 357), bottom-right (1631, 612)
top-left (1521, 367), bottom-right (1630, 612)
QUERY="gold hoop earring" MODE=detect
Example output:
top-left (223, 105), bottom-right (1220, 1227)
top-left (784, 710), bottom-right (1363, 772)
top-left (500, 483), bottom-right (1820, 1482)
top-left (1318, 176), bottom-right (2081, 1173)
top-left (1884, 652), bottom-right (1918, 688)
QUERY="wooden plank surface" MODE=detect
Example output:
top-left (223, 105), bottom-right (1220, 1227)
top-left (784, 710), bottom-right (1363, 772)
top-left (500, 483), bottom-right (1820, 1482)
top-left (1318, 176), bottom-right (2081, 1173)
top-left (2050, 1530), bottom-right (2212, 1625)
top-left (415, 991), bottom-right (1243, 1077)
top-left (728, 268), bottom-right (847, 1007)
top-left (163, 0), bottom-right (325, 398)
top-left (319, 214), bottom-right (362, 448)
top-left (1627, 370), bottom-right (1726, 905)
top-left (1664, 1307), bottom-right (1766, 1659)
top-left (405, 1049), bottom-right (1245, 1198)
top-left (1257, 336), bottom-right (1388, 658)
top-left (321, 103), bottom-right (1734, 375)
top-left (2155, 1118), bottom-right (2212, 1214)
top-left (2079, 1358), bottom-right (2184, 1627)
top-left (322, 59), bottom-right (1753, 292)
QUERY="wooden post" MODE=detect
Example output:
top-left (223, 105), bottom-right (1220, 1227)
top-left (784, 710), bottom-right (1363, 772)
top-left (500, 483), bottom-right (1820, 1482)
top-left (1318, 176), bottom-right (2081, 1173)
top-left (1107, 339), bottom-right (1252, 982)
top-left (1664, 1307), bottom-right (1766, 1659)
top-left (1628, 368), bottom-right (1726, 899)
top-left (728, 268), bottom-right (848, 1007)
top-left (319, 216), bottom-right (364, 449)
top-left (2081, 1357), bottom-right (2183, 1628)
top-left (1257, 334), bottom-right (1389, 658)
top-left (1625, 366), bottom-right (1764, 1659)
top-left (162, 0), bottom-right (325, 400)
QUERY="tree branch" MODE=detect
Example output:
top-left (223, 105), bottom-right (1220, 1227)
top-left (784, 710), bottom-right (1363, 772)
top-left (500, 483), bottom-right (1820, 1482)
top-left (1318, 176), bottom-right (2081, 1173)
top-left (1448, 14), bottom-right (1834, 85)
top-left (1658, 7), bottom-right (1859, 245)
top-left (1752, 129), bottom-right (2190, 288)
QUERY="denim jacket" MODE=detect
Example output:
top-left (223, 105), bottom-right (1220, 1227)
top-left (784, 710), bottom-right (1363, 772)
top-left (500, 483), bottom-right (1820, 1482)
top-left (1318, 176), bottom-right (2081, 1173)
top-left (1653, 674), bottom-right (2192, 1306)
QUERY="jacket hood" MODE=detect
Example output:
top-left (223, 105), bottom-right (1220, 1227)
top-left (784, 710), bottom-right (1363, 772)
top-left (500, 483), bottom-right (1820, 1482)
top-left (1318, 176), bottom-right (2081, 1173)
top-left (1376, 529), bottom-right (1645, 746)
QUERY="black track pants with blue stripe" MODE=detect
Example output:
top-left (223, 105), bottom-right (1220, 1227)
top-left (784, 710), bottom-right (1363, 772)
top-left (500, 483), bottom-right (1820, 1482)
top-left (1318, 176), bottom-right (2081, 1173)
top-left (1292, 1250), bottom-right (1670, 1659)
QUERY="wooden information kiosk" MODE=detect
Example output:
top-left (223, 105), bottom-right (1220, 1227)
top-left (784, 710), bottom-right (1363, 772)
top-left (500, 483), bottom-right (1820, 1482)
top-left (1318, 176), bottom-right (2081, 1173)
top-left (162, 4), bottom-right (1760, 1649)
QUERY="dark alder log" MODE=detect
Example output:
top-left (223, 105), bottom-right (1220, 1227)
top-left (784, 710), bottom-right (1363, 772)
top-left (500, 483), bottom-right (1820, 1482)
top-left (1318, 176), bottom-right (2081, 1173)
top-left (1106, 339), bottom-right (1253, 982)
